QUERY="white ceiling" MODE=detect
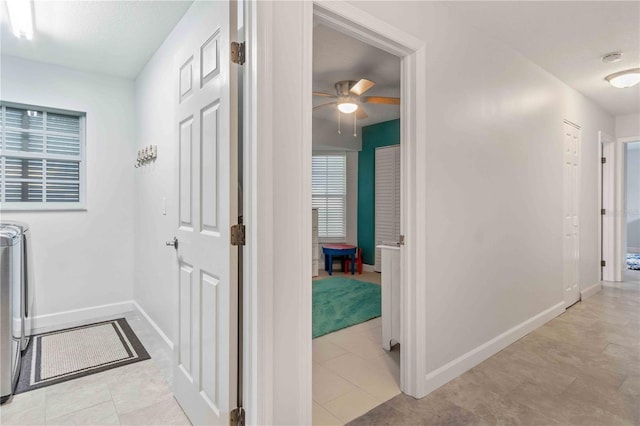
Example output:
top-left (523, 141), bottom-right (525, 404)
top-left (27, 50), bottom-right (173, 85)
top-left (0, 0), bottom-right (193, 79)
top-left (444, 1), bottom-right (640, 117)
top-left (313, 23), bottom-right (400, 143)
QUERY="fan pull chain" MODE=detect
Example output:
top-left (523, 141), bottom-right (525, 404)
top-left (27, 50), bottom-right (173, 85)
top-left (337, 110), bottom-right (341, 135)
top-left (353, 113), bottom-right (357, 137)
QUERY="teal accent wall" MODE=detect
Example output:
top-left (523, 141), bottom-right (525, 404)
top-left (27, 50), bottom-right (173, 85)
top-left (358, 119), bottom-right (400, 265)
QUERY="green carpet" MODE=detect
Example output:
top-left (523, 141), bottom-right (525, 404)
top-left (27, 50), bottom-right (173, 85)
top-left (313, 277), bottom-right (381, 338)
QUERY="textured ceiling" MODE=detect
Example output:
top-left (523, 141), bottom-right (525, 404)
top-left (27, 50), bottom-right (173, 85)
top-left (0, 0), bottom-right (193, 79)
top-left (444, 1), bottom-right (640, 117)
top-left (313, 22), bottom-right (401, 146)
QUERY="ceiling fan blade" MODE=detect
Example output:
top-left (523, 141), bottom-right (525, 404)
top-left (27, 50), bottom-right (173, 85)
top-left (362, 96), bottom-right (400, 105)
top-left (356, 107), bottom-right (368, 120)
top-left (350, 79), bottom-right (375, 96)
top-left (313, 102), bottom-right (337, 111)
top-left (313, 91), bottom-right (337, 98)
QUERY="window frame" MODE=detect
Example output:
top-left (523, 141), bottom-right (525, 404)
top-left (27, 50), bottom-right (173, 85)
top-left (0, 101), bottom-right (87, 211)
top-left (312, 152), bottom-right (347, 242)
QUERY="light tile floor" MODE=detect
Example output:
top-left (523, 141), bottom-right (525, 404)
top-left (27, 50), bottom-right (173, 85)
top-left (350, 279), bottom-right (640, 425)
top-left (0, 311), bottom-right (189, 426)
top-left (312, 270), bottom-right (401, 425)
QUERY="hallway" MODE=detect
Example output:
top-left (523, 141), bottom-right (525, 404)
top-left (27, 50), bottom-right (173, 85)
top-left (350, 281), bottom-right (640, 425)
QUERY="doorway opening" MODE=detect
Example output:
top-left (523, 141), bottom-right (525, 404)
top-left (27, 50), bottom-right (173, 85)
top-left (624, 141), bottom-right (640, 282)
top-left (310, 22), bottom-right (403, 424)
top-left (600, 136), bottom-right (640, 284)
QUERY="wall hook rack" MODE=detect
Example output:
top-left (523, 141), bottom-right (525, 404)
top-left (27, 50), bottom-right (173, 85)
top-left (135, 145), bottom-right (157, 168)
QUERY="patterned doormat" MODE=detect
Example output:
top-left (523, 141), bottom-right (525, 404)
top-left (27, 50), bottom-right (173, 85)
top-left (16, 318), bottom-right (150, 394)
top-left (627, 253), bottom-right (640, 270)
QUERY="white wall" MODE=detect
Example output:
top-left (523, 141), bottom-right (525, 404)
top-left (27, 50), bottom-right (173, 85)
top-left (133, 2), bottom-right (214, 344)
top-left (0, 56), bottom-right (135, 324)
top-left (616, 113), bottom-right (640, 139)
top-left (261, 1), bottom-right (615, 416)
top-left (627, 143), bottom-right (640, 252)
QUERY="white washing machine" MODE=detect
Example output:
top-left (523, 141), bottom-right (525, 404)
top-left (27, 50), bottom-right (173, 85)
top-left (0, 225), bottom-right (22, 404)
top-left (1, 221), bottom-right (34, 351)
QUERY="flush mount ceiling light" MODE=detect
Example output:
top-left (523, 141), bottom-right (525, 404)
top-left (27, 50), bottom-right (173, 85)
top-left (6, 0), bottom-right (34, 40)
top-left (337, 101), bottom-right (358, 114)
top-left (605, 68), bottom-right (640, 89)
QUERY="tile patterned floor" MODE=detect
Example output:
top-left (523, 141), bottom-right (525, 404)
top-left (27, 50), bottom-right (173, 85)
top-left (312, 270), bottom-right (402, 425)
top-left (349, 280), bottom-right (640, 426)
top-left (0, 312), bottom-right (188, 426)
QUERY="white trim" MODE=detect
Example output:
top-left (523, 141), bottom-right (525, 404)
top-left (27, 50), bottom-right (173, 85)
top-left (422, 302), bottom-right (565, 395)
top-left (30, 300), bottom-right (134, 334)
top-left (627, 246), bottom-right (640, 254)
top-left (244, 1), bottom-right (274, 424)
top-left (580, 282), bottom-right (602, 300)
top-left (599, 131), bottom-right (616, 282)
top-left (362, 263), bottom-right (376, 273)
top-left (312, 0), bottom-right (427, 400)
top-left (132, 301), bottom-right (174, 350)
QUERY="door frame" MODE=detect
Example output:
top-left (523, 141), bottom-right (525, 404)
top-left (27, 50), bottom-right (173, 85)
top-left (242, 1), bottom-right (428, 424)
top-left (600, 135), bottom-right (640, 283)
top-left (311, 0), bottom-right (427, 398)
top-left (599, 131), bottom-right (616, 282)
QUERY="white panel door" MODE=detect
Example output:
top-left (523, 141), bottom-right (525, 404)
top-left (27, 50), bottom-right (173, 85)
top-left (563, 122), bottom-right (581, 307)
top-left (375, 145), bottom-right (401, 272)
top-left (172, 2), bottom-right (238, 424)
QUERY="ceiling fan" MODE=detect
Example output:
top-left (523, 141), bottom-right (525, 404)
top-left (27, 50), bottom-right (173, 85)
top-left (313, 79), bottom-right (400, 122)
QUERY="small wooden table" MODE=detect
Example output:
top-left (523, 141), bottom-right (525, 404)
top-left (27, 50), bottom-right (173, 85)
top-left (322, 244), bottom-right (357, 276)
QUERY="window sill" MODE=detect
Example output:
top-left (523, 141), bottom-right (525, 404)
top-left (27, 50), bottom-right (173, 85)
top-left (0, 203), bottom-right (87, 212)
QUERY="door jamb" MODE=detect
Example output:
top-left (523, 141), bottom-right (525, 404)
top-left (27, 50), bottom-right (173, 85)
top-left (599, 131), bottom-right (616, 282)
top-left (310, 1), bottom-right (427, 398)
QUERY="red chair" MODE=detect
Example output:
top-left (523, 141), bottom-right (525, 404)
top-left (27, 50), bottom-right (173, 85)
top-left (343, 247), bottom-right (363, 275)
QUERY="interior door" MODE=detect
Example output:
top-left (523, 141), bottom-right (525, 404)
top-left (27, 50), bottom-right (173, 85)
top-left (172, 2), bottom-right (238, 424)
top-left (375, 145), bottom-right (401, 271)
top-left (563, 122), bottom-right (581, 307)
top-left (601, 137), bottom-right (615, 281)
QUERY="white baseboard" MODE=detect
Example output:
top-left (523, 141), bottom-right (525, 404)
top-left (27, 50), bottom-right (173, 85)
top-left (422, 301), bottom-right (565, 395)
top-left (581, 282), bottom-right (602, 300)
top-left (132, 301), bottom-right (174, 351)
top-left (628, 246), bottom-right (640, 254)
top-left (362, 264), bottom-right (376, 273)
top-left (31, 300), bottom-right (135, 334)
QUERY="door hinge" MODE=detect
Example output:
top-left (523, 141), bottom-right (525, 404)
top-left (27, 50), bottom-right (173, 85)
top-left (601, 260), bottom-right (606, 267)
top-left (601, 157), bottom-right (607, 164)
top-left (230, 407), bottom-right (245, 426)
top-left (231, 224), bottom-right (246, 246)
top-left (231, 42), bottom-right (245, 65)
top-left (601, 208), bottom-right (606, 215)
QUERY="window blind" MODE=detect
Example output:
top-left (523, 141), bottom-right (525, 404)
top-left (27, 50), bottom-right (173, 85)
top-left (0, 104), bottom-right (84, 208)
top-left (312, 154), bottom-right (346, 239)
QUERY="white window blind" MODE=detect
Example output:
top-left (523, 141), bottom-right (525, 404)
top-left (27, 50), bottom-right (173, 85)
top-left (312, 154), bottom-right (346, 239)
top-left (0, 103), bottom-right (85, 209)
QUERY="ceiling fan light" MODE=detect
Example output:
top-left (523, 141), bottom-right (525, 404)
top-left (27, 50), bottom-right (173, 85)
top-left (337, 102), bottom-right (358, 114)
top-left (6, 0), bottom-right (34, 40)
top-left (605, 69), bottom-right (640, 88)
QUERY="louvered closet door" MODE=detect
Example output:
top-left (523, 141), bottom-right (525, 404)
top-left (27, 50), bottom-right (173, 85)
top-left (172, 1), bottom-right (238, 424)
top-left (375, 145), bottom-right (400, 272)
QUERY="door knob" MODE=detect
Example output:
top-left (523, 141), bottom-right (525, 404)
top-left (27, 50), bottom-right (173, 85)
top-left (166, 237), bottom-right (178, 249)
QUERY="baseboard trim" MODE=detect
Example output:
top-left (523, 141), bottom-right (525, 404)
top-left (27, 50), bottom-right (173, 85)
top-left (628, 246), bottom-right (640, 254)
top-left (581, 282), bottom-right (602, 300)
top-left (422, 301), bottom-right (565, 395)
top-left (132, 301), bottom-right (174, 351)
top-left (362, 264), bottom-right (376, 273)
top-left (31, 300), bottom-right (135, 334)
